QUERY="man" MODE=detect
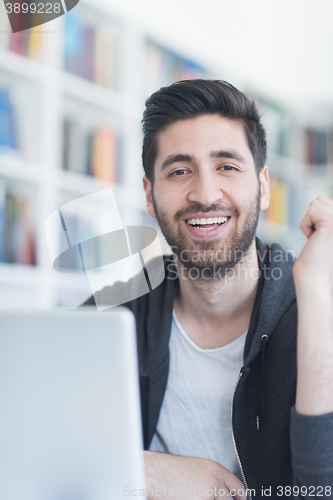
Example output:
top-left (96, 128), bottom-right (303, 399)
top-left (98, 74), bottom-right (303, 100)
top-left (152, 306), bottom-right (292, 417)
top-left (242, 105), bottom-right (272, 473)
top-left (83, 80), bottom-right (333, 499)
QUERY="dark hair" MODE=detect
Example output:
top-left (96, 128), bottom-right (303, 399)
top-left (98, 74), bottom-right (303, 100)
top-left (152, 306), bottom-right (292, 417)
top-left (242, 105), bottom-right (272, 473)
top-left (142, 79), bottom-right (266, 183)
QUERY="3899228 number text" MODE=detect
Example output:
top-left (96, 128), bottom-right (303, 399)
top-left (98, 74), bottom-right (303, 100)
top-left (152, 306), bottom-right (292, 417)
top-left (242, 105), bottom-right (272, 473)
top-left (277, 486), bottom-right (331, 496)
top-left (5, 3), bottom-right (61, 14)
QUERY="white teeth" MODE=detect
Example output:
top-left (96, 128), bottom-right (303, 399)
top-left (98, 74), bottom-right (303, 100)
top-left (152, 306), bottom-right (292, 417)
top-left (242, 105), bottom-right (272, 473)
top-left (187, 216), bottom-right (228, 226)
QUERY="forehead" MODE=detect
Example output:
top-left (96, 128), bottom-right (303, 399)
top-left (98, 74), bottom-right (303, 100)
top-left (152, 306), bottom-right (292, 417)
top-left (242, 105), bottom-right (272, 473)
top-left (155, 114), bottom-right (252, 163)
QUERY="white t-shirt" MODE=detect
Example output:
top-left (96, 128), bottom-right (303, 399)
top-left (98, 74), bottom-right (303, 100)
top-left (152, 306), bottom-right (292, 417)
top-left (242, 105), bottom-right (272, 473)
top-left (149, 309), bottom-right (246, 479)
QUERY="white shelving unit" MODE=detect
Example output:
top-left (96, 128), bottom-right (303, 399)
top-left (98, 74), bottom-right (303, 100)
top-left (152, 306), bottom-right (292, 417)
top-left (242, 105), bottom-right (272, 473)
top-left (0, 0), bottom-right (332, 308)
top-left (0, 0), bottom-right (148, 308)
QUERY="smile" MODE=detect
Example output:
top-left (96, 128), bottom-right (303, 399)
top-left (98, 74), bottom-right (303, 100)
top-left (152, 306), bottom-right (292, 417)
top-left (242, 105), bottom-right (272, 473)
top-left (186, 216), bottom-right (229, 229)
top-left (184, 217), bottom-right (231, 238)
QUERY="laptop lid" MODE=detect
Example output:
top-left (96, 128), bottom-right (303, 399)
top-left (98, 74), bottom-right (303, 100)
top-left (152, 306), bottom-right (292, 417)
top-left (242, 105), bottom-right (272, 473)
top-left (0, 307), bottom-right (146, 500)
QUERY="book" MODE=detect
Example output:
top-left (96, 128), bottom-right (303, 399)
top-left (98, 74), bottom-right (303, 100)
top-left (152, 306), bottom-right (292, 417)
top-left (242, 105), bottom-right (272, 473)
top-left (62, 118), bottom-right (119, 181)
top-left (145, 42), bottom-right (209, 97)
top-left (64, 9), bottom-right (117, 88)
top-left (92, 126), bottom-right (117, 182)
top-left (0, 88), bottom-right (19, 152)
top-left (265, 177), bottom-right (289, 226)
top-left (16, 193), bottom-right (36, 265)
top-left (2, 188), bottom-right (36, 265)
top-left (95, 25), bottom-right (117, 88)
top-left (27, 25), bottom-right (44, 61)
top-left (304, 128), bottom-right (329, 167)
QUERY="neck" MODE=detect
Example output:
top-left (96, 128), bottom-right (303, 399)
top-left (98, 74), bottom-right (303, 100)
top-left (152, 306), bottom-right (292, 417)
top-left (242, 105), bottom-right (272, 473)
top-left (173, 239), bottom-right (259, 348)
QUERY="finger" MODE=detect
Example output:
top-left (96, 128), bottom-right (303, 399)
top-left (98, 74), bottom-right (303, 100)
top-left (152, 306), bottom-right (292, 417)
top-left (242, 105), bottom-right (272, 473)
top-left (300, 200), bottom-right (321, 240)
top-left (216, 487), bottom-right (232, 499)
top-left (228, 486), bottom-right (247, 500)
top-left (216, 486), bottom-right (246, 500)
top-left (223, 479), bottom-right (247, 499)
top-left (300, 196), bottom-right (333, 239)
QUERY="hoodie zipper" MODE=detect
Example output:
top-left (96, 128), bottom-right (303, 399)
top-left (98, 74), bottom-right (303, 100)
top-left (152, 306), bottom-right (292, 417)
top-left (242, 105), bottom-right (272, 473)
top-left (231, 369), bottom-right (252, 500)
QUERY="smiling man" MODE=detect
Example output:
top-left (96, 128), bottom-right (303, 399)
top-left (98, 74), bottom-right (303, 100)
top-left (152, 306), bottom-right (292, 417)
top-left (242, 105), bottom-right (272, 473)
top-left (83, 80), bottom-right (333, 499)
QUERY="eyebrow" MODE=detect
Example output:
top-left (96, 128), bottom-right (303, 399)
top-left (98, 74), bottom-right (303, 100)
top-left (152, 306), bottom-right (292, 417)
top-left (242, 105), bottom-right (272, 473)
top-left (160, 149), bottom-right (246, 171)
top-left (161, 154), bottom-right (195, 171)
top-left (210, 149), bottom-right (246, 163)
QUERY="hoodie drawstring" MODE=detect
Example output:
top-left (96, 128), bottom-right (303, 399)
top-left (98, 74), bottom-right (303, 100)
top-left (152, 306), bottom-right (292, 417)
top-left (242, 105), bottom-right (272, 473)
top-left (256, 334), bottom-right (268, 431)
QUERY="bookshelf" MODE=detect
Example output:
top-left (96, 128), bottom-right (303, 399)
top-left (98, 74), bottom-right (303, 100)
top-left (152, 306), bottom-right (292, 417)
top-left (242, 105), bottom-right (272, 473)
top-left (252, 94), bottom-right (333, 252)
top-left (0, 0), bottom-right (332, 308)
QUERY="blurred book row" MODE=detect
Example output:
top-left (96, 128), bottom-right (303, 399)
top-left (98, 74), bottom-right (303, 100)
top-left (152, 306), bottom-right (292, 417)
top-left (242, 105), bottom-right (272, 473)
top-left (251, 96), bottom-right (333, 167)
top-left (304, 128), bottom-right (333, 166)
top-left (0, 16), bottom-right (43, 61)
top-left (64, 10), bottom-right (117, 88)
top-left (145, 42), bottom-right (209, 97)
top-left (0, 180), bottom-right (36, 265)
top-left (264, 176), bottom-right (333, 227)
top-left (62, 118), bottom-right (120, 182)
top-left (3, 81), bottom-right (333, 174)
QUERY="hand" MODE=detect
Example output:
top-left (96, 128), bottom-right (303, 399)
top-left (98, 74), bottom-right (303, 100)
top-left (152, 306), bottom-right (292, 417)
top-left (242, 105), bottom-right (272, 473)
top-left (144, 451), bottom-right (247, 499)
top-left (293, 195), bottom-right (333, 293)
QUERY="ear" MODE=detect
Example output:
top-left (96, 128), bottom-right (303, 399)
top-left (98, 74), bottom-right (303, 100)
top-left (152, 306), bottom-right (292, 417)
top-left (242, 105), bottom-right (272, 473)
top-left (259, 165), bottom-right (270, 211)
top-left (142, 175), bottom-right (157, 219)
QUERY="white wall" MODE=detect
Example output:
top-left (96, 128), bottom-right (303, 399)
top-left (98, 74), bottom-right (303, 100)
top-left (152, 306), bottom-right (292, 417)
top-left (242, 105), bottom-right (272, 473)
top-left (96, 0), bottom-right (333, 108)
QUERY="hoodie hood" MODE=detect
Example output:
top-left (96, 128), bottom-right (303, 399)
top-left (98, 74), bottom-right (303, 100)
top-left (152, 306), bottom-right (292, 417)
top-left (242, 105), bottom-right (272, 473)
top-left (243, 237), bottom-right (296, 367)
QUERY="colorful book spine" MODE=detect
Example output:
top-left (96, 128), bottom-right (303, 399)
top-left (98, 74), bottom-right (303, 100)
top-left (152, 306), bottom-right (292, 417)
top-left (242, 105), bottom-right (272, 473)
top-left (304, 128), bottom-right (330, 167)
top-left (0, 88), bottom-right (19, 152)
top-left (92, 126), bottom-right (117, 182)
top-left (62, 118), bottom-right (119, 181)
top-left (145, 42), bottom-right (209, 96)
top-left (4, 18), bottom-right (43, 60)
top-left (265, 177), bottom-right (289, 226)
top-left (27, 25), bottom-right (44, 61)
top-left (2, 187), bottom-right (36, 265)
top-left (64, 9), bottom-right (117, 89)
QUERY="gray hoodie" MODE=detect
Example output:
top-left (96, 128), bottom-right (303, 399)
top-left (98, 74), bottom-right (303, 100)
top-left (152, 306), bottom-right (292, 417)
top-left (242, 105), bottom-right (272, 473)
top-left (82, 237), bottom-right (333, 499)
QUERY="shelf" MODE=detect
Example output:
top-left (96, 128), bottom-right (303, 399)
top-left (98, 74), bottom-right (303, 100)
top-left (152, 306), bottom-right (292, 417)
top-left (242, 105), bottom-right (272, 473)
top-left (0, 49), bottom-right (44, 83)
top-left (60, 72), bottom-right (143, 122)
top-left (0, 262), bottom-right (42, 285)
top-left (0, 0), bottom-right (332, 307)
top-left (54, 170), bottom-right (146, 209)
top-left (0, 156), bottom-right (42, 184)
top-left (267, 151), bottom-right (333, 185)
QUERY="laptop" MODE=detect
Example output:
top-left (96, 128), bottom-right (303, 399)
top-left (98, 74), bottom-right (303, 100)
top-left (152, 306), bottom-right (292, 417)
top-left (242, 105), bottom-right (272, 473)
top-left (0, 307), bottom-right (146, 500)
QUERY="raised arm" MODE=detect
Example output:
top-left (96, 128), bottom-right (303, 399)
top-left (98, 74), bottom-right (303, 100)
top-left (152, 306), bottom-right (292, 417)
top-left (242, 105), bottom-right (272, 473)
top-left (292, 195), bottom-right (333, 415)
top-left (291, 195), bottom-right (333, 498)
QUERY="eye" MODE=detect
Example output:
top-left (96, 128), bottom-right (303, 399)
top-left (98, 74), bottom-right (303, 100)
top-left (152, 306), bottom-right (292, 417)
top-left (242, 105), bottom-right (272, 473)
top-left (169, 169), bottom-right (188, 177)
top-left (220, 165), bottom-right (237, 171)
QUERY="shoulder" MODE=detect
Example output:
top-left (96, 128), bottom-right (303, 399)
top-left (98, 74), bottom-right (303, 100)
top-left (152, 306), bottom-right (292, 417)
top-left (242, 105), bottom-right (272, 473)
top-left (80, 254), bottom-right (178, 311)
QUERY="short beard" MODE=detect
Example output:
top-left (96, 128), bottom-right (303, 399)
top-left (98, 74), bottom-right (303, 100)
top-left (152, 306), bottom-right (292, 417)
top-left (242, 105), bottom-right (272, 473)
top-left (152, 185), bottom-right (261, 283)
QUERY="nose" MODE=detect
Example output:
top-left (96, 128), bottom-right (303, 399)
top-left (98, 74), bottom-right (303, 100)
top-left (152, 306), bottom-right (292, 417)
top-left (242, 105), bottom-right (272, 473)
top-left (188, 169), bottom-right (224, 207)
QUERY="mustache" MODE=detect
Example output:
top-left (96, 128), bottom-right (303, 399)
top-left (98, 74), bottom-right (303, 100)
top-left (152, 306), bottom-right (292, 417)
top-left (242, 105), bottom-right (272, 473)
top-left (175, 203), bottom-right (240, 220)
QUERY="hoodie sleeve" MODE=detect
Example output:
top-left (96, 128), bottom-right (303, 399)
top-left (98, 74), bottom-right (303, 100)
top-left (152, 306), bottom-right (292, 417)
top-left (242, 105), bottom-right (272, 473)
top-left (290, 406), bottom-right (333, 498)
